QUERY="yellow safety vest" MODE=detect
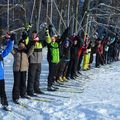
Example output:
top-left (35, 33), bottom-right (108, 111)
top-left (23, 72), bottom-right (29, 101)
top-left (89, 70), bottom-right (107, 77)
top-left (35, 42), bottom-right (43, 49)
top-left (25, 36), bottom-right (42, 49)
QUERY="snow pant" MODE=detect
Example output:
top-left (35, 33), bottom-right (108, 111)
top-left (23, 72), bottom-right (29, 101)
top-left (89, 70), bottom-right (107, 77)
top-left (27, 63), bottom-right (41, 95)
top-left (12, 71), bottom-right (26, 100)
top-left (96, 53), bottom-right (101, 67)
top-left (57, 59), bottom-right (69, 77)
top-left (104, 51), bottom-right (109, 64)
top-left (77, 51), bottom-right (84, 72)
top-left (0, 80), bottom-right (8, 106)
top-left (67, 58), bottom-right (78, 78)
top-left (108, 48), bottom-right (112, 62)
top-left (82, 52), bottom-right (91, 70)
top-left (89, 47), bottom-right (96, 65)
top-left (48, 62), bottom-right (59, 87)
top-left (89, 53), bottom-right (94, 65)
top-left (113, 48), bottom-right (118, 61)
top-left (114, 48), bottom-right (119, 61)
top-left (108, 46), bottom-right (114, 62)
top-left (62, 61), bottom-right (69, 77)
top-left (77, 48), bottom-right (84, 72)
top-left (100, 54), bottom-right (105, 65)
top-left (116, 49), bottom-right (119, 61)
top-left (95, 53), bottom-right (101, 67)
top-left (89, 50), bottom-right (94, 64)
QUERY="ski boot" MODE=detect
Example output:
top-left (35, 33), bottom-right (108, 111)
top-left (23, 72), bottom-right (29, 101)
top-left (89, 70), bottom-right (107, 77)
top-left (58, 76), bottom-right (64, 82)
top-left (2, 105), bottom-right (11, 111)
top-left (21, 95), bottom-right (31, 99)
top-left (13, 99), bottom-right (20, 104)
top-left (62, 76), bottom-right (68, 82)
top-left (52, 85), bottom-right (59, 90)
top-left (27, 93), bottom-right (38, 97)
top-left (47, 86), bottom-right (57, 91)
top-left (34, 90), bottom-right (44, 95)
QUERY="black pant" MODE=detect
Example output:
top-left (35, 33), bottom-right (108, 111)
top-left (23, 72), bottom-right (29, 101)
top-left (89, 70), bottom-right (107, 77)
top-left (27, 63), bottom-right (41, 94)
top-left (96, 53), bottom-right (104, 67)
top-left (104, 51), bottom-right (108, 64)
top-left (0, 80), bottom-right (8, 106)
top-left (58, 60), bottom-right (69, 77)
top-left (48, 62), bottom-right (59, 87)
top-left (67, 58), bottom-right (78, 78)
top-left (57, 59), bottom-right (64, 77)
top-left (12, 71), bottom-right (27, 100)
top-left (67, 60), bottom-right (73, 77)
top-left (62, 61), bottom-right (69, 77)
top-left (77, 51), bottom-right (84, 72)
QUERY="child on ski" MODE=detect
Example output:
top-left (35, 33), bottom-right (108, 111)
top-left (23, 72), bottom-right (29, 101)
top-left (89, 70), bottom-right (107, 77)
top-left (67, 34), bottom-right (79, 79)
top-left (57, 38), bottom-right (71, 82)
top-left (0, 32), bottom-right (14, 111)
top-left (82, 35), bottom-right (91, 71)
top-left (12, 38), bottom-right (35, 104)
top-left (45, 28), bottom-right (62, 91)
top-left (77, 32), bottom-right (85, 74)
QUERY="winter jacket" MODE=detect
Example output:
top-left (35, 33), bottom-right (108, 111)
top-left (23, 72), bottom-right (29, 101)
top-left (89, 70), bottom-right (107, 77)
top-left (61, 46), bottom-right (70, 61)
top-left (70, 44), bottom-right (79, 61)
top-left (0, 40), bottom-right (14, 80)
top-left (12, 45), bottom-right (34, 71)
top-left (97, 43), bottom-right (104, 55)
top-left (77, 38), bottom-right (85, 59)
top-left (29, 41), bottom-right (43, 64)
top-left (47, 42), bottom-right (60, 63)
top-left (45, 29), bottom-right (60, 63)
top-left (59, 39), bottom-right (71, 61)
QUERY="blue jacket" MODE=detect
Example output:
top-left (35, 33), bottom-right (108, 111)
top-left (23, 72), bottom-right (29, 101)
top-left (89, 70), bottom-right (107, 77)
top-left (0, 39), bottom-right (14, 80)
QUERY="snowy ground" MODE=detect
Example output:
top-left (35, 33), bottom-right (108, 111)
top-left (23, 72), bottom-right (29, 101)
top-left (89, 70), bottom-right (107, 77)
top-left (1, 49), bottom-right (120, 120)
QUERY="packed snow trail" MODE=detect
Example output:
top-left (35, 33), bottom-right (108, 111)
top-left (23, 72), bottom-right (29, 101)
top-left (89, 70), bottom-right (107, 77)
top-left (1, 51), bottom-right (120, 120)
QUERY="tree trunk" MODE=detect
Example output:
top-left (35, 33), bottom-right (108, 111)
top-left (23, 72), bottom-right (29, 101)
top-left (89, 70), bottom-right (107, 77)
top-left (82, 0), bottom-right (90, 32)
top-left (75, 0), bottom-right (79, 33)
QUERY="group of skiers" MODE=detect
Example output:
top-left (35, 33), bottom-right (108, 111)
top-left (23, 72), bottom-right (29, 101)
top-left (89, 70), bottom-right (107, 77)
top-left (0, 24), bottom-right (120, 111)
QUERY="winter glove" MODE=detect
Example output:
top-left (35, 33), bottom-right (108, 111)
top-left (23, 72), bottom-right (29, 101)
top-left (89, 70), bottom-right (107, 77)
top-left (45, 29), bottom-right (49, 36)
top-left (25, 23), bottom-right (32, 32)
top-left (0, 54), bottom-right (3, 61)
top-left (45, 29), bottom-right (51, 44)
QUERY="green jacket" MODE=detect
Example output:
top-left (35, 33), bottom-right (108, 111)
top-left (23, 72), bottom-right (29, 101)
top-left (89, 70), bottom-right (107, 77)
top-left (45, 29), bottom-right (60, 63)
top-left (49, 42), bottom-right (60, 63)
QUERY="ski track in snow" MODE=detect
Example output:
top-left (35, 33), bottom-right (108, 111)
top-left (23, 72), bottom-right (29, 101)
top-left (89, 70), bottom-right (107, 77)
top-left (1, 49), bottom-right (120, 120)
